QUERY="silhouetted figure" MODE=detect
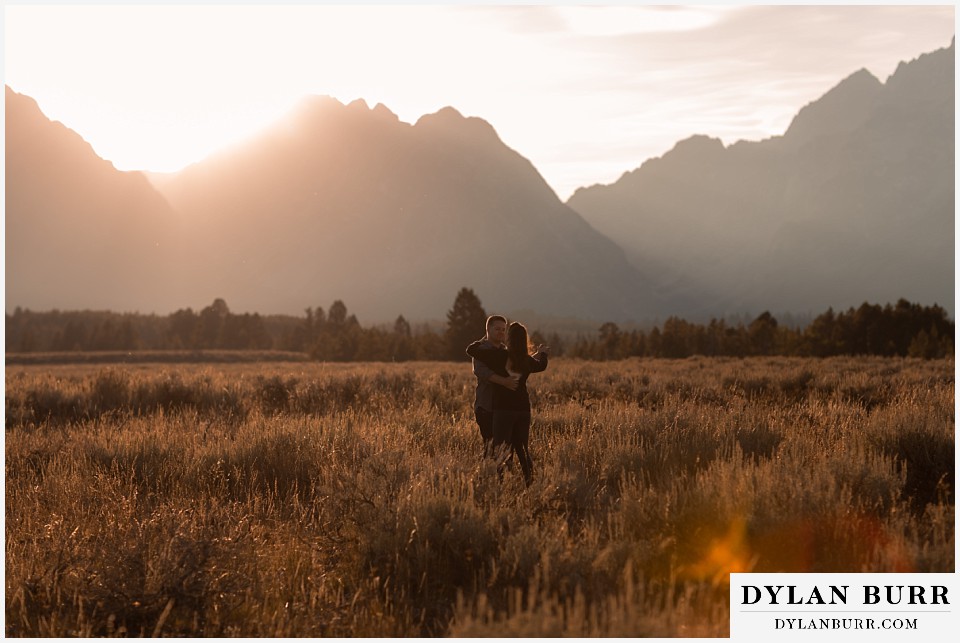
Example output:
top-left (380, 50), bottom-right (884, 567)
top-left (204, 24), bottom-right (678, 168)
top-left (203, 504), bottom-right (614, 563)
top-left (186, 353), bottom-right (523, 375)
top-left (469, 315), bottom-right (519, 458)
top-left (467, 321), bottom-right (549, 485)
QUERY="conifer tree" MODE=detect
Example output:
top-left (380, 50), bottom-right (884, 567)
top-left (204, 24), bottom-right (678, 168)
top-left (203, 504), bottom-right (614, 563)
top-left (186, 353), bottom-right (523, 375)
top-left (445, 287), bottom-right (487, 361)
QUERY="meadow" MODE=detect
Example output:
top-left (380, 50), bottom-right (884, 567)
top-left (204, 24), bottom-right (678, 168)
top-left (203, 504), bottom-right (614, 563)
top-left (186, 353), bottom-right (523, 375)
top-left (5, 356), bottom-right (954, 636)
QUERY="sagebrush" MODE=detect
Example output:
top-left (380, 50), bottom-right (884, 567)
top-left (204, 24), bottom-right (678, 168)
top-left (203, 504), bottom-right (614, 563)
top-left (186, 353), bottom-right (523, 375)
top-left (5, 356), bottom-right (954, 636)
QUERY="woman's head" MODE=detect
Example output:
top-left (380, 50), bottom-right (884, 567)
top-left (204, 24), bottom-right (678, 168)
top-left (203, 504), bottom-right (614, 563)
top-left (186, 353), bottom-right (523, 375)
top-left (507, 321), bottom-right (531, 371)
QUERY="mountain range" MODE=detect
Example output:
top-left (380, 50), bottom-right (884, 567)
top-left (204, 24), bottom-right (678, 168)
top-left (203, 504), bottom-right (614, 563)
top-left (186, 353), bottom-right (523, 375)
top-left (568, 39), bottom-right (955, 319)
top-left (6, 87), bottom-right (188, 313)
top-left (7, 90), bottom-right (660, 322)
top-left (5, 40), bottom-right (954, 323)
top-left (151, 97), bottom-right (659, 322)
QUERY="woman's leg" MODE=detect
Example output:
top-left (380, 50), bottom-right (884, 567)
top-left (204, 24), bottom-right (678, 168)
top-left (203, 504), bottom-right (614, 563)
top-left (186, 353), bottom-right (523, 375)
top-left (513, 413), bottom-right (533, 486)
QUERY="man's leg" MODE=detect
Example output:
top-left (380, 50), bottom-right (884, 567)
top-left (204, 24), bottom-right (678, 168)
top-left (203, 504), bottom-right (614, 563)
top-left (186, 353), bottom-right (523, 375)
top-left (474, 407), bottom-right (493, 458)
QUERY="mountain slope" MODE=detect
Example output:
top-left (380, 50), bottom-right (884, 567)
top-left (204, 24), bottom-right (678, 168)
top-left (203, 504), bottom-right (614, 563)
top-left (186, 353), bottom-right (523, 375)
top-left (567, 40), bottom-right (955, 318)
top-left (157, 97), bottom-right (664, 321)
top-left (5, 86), bottom-right (186, 313)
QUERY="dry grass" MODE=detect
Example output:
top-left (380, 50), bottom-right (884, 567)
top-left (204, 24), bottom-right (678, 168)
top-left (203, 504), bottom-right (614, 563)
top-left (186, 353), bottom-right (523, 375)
top-left (5, 356), bottom-right (954, 636)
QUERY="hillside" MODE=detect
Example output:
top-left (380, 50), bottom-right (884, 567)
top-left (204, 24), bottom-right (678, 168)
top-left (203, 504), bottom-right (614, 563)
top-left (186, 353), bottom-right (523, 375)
top-left (7, 89), bottom-right (667, 322)
top-left (5, 87), bottom-right (187, 313)
top-left (5, 87), bottom-right (191, 312)
top-left (567, 40), bottom-right (955, 318)
top-left (154, 97), bottom-right (664, 322)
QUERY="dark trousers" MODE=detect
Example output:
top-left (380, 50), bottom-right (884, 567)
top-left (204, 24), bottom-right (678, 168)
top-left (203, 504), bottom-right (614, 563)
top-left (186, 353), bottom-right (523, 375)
top-left (491, 410), bottom-right (533, 486)
top-left (474, 407), bottom-right (493, 458)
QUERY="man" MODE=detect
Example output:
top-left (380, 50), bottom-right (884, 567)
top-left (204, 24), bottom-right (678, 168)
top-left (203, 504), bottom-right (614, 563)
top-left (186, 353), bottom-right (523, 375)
top-left (470, 315), bottom-right (518, 457)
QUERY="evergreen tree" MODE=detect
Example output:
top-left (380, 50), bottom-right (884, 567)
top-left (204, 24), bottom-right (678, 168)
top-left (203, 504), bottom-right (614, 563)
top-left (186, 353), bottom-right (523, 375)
top-left (328, 300), bottom-right (348, 327)
top-left (167, 308), bottom-right (198, 349)
top-left (599, 322), bottom-right (621, 360)
top-left (118, 318), bottom-right (139, 350)
top-left (391, 315), bottom-right (415, 361)
top-left (748, 311), bottom-right (779, 355)
top-left (394, 315), bottom-right (411, 337)
top-left (445, 287), bottom-right (487, 361)
top-left (55, 319), bottom-right (88, 351)
top-left (547, 332), bottom-right (565, 357)
top-left (197, 298), bottom-right (230, 348)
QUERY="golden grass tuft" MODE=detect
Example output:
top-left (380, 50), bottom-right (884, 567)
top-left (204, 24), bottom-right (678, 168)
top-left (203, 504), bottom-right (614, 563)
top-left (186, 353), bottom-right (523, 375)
top-left (5, 356), bottom-right (954, 636)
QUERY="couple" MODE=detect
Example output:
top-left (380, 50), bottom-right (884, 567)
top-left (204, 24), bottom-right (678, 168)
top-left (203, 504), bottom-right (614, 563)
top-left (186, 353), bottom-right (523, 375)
top-left (468, 315), bottom-right (550, 486)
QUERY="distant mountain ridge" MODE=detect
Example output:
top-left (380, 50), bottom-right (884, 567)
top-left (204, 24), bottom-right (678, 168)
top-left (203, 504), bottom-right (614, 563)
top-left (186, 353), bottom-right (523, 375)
top-left (6, 90), bottom-right (664, 321)
top-left (5, 40), bottom-right (954, 322)
top-left (567, 39), bottom-right (955, 318)
top-left (158, 96), bottom-right (667, 322)
top-left (5, 87), bottom-right (187, 313)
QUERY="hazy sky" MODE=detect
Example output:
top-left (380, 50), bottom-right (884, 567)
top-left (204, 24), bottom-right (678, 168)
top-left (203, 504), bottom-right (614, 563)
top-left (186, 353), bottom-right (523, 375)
top-left (3, 3), bottom-right (955, 200)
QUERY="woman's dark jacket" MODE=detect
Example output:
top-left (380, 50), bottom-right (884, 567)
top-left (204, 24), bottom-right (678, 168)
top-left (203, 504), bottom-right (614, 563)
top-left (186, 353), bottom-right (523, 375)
top-left (466, 341), bottom-right (548, 412)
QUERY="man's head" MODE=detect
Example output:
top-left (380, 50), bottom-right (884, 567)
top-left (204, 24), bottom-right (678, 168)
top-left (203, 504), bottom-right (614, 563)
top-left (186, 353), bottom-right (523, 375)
top-left (486, 315), bottom-right (507, 346)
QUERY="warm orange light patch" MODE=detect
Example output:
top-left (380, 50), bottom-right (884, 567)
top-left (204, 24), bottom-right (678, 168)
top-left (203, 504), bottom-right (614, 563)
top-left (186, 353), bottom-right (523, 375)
top-left (684, 518), bottom-right (756, 585)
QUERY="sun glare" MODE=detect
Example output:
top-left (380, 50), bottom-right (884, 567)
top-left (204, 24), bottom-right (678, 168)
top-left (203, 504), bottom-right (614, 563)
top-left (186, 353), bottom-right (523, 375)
top-left (4, 4), bottom-right (505, 174)
top-left (4, 3), bottom-right (954, 195)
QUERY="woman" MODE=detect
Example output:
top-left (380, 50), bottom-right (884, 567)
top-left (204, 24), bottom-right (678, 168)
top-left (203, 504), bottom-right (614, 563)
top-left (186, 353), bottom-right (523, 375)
top-left (466, 321), bottom-right (549, 485)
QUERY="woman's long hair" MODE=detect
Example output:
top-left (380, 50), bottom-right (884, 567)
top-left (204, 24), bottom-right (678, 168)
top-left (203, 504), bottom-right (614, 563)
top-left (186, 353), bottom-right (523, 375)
top-left (506, 322), bottom-right (532, 373)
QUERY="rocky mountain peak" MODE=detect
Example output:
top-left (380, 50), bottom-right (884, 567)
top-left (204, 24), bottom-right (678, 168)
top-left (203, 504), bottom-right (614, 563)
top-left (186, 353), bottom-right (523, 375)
top-left (415, 106), bottom-right (501, 144)
top-left (784, 68), bottom-right (882, 143)
top-left (884, 38), bottom-right (954, 97)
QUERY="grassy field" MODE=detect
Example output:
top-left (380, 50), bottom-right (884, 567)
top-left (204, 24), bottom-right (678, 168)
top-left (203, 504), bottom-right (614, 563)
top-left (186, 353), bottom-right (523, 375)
top-left (5, 356), bottom-right (954, 636)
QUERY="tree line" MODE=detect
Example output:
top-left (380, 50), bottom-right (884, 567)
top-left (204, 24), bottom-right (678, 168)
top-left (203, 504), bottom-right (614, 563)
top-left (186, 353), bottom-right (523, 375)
top-left (5, 291), bottom-right (953, 360)
top-left (565, 300), bottom-right (953, 360)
